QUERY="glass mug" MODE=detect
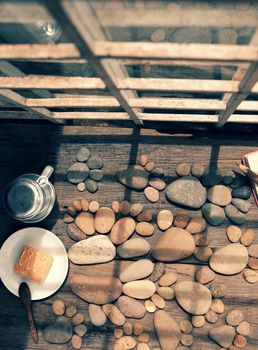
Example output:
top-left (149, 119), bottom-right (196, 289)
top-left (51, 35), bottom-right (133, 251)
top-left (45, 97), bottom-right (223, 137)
top-left (3, 166), bottom-right (55, 223)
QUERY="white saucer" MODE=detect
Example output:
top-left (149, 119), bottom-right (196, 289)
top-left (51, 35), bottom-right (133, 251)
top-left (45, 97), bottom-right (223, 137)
top-left (0, 227), bottom-right (69, 300)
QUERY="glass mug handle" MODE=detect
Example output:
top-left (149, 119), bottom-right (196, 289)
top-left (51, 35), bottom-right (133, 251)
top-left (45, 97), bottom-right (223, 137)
top-left (36, 165), bottom-right (54, 187)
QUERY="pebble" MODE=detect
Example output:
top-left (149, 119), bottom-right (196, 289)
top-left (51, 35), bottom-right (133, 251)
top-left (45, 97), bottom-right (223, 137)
top-left (64, 213), bottom-right (74, 223)
top-left (112, 201), bottom-right (120, 214)
top-left (123, 280), bottom-right (156, 299)
top-left (166, 176), bottom-right (207, 209)
top-left (208, 185), bottom-right (232, 206)
top-left (154, 310), bottom-right (181, 350)
top-left (230, 173), bottom-right (247, 188)
top-left (89, 169), bottom-right (103, 182)
top-left (119, 259), bottom-right (154, 282)
top-left (248, 257), bottom-right (258, 270)
top-left (233, 334), bottom-right (247, 348)
top-left (227, 225), bottom-right (242, 243)
top-left (179, 320), bottom-right (192, 334)
top-left (173, 211), bottom-right (191, 229)
top-left (73, 200), bottom-right (82, 212)
top-left (68, 235), bottom-right (116, 265)
top-left (75, 212), bottom-right (95, 235)
top-left (66, 305), bottom-right (77, 318)
top-left (120, 201), bottom-right (131, 216)
top-left (226, 310), bottom-right (243, 326)
top-left (151, 167), bottom-right (165, 178)
top-left (180, 334), bottom-right (194, 346)
top-left (111, 217), bottom-right (136, 245)
top-left (74, 324), bottom-right (87, 337)
top-left (135, 222), bottom-right (154, 237)
top-left (102, 304), bottom-right (126, 326)
top-left (209, 243), bottom-right (248, 275)
top-left (201, 169), bottom-right (222, 187)
top-left (52, 300), bottom-right (65, 316)
top-left (43, 316), bottom-right (73, 344)
top-left (71, 335), bottom-right (82, 349)
top-left (157, 210), bottom-right (173, 230)
top-left (80, 199), bottom-right (89, 211)
top-left (67, 223), bottom-right (86, 242)
top-left (130, 203), bottom-right (143, 217)
top-left (137, 210), bottom-right (153, 222)
top-left (157, 287), bottom-right (174, 300)
top-left (67, 162), bottom-right (89, 184)
top-left (152, 227), bottom-right (196, 262)
top-left (138, 332), bottom-right (150, 343)
top-left (243, 268), bottom-right (258, 283)
top-left (117, 238), bottom-right (150, 259)
top-left (192, 315), bottom-right (205, 328)
top-left (176, 163), bottom-right (191, 176)
top-left (148, 177), bottom-right (166, 191)
top-left (209, 325), bottom-right (235, 348)
top-left (205, 310), bottom-right (218, 324)
top-left (186, 217), bottom-right (206, 234)
top-left (87, 156), bottom-right (103, 170)
top-left (231, 198), bottom-right (251, 213)
top-left (225, 204), bottom-right (246, 225)
top-left (144, 186), bottom-right (159, 202)
top-left (145, 300), bottom-right (156, 313)
top-left (232, 186), bottom-right (252, 200)
top-left (191, 163), bottom-right (205, 178)
top-left (209, 283), bottom-right (226, 298)
top-left (114, 336), bottom-right (137, 350)
top-left (118, 165), bottom-right (149, 190)
top-left (150, 262), bottom-right (166, 282)
top-left (194, 246), bottom-right (213, 262)
top-left (95, 207), bottom-right (115, 234)
top-left (151, 294), bottom-right (166, 309)
top-left (139, 154), bottom-right (148, 166)
top-left (223, 171), bottom-right (235, 186)
top-left (236, 321), bottom-right (250, 336)
top-left (145, 161), bottom-right (155, 172)
top-left (137, 343), bottom-right (150, 350)
top-left (72, 313), bottom-right (85, 326)
top-left (175, 281), bottom-right (212, 315)
top-left (123, 321), bottom-right (133, 335)
top-left (85, 179), bottom-right (98, 193)
top-left (70, 274), bottom-right (122, 305)
top-left (193, 233), bottom-right (209, 247)
top-left (77, 182), bottom-right (86, 192)
top-left (210, 299), bottom-right (225, 314)
top-left (158, 271), bottom-right (178, 286)
top-left (114, 328), bottom-right (123, 339)
top-left (202, 203), bottom-right (225, 226)
top-left (248, 243), bottom-right (258, 258)
top-left (195, 266), bottom-right (215, 284)
top-left (88, 304), bottom-right (106, 327)
top-left (67, 206), bottom-right (77, 217)
top-left (240, 228), bottom-right (256, 246)
top-left (134, 321), bottom-right (144, 336)
top-left (88, 200), bottom-right (100, 213)
top-left (76, 147), bottom-right (91, 163)
top-left (117, 296), bottom-right (146, 319)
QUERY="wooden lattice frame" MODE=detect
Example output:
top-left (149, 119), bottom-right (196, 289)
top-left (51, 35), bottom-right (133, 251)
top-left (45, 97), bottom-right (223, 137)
top-left (0, 1), bottom-right (258, 127)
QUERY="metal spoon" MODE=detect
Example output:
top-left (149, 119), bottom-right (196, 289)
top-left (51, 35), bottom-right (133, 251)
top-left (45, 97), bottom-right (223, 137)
top-left (18, 282), bottom-right (39, 344)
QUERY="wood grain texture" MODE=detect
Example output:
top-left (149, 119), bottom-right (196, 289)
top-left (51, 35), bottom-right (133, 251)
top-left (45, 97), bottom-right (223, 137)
top-left (0, 124), bottom-right (258, 349)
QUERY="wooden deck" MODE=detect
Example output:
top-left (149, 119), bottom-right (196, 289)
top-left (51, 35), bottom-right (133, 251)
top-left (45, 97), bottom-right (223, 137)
top-left (0, 123), bottom-right (258, 350)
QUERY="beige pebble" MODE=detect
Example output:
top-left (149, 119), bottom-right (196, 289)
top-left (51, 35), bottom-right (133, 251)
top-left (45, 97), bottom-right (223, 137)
top-left (181, 333), bottom-right (194, 346)
top-left (240, 228), bottom-right (256, 246)
top-left (157, 210), bottom-right (173, 231)
top-left (102, 304), bottom-right (126, 326)
top-left (137, 343), bottom-right (150, 350)
top-left (89, 200), bottom-right (100, 213)
top-left (145, 300), bottom-right (156, 313)
top-left (80, 199), bottom-right (89, 211)
top-left (67, 206), bottom-right (77, 217)
top-left (195, 266), bottom-right (215, 284)
top-left (243, 268), bottom-right (258, 283)
top-left (133, 321), bottom-right (144, 336)
top-left (210, 299), bottom-right (225, 314)
top-left (114, 328), bottom-right (124, 339)
top-left (148, 177), bottom-right (166, 191)
top-left (227, 225), bottom-right (242, 243)
top-left (137, 210), bottom-right (153, 222)
top-left (66, 305), bottom-right (77, 318)
top-left (112, 201), bottom-right (120, 214)
top-left (191, 163), bottom-right (205, 178)
top-left (248, 257), bottom-right (258, 270)
top-left (52, 300), bottom-right (65, 316)
top-left (130, 203), bottom-right (143, 217)
top-left (248, 243), bottom-right (258, 258)
top-left (233, 334), bottom-right (247, 348)
top-left (226, 309), bottom-right (244, 326)
top-left (151, 294), bottom-right (166, 309)
top-left (145, 161), bottom-right (155, 172)
top-left (123, 280), bottom-right (156, 299)
top-left (179, 320), bottom-right (192, 334)
top-left (74, 324), bottom-right (87, 337)
top-left (205, 310), bottom-right (218, 324)
top-left (88, 304), bottom-right (107, 327)
top-left (176, 163), bottom-right (191, 176)
top-left (111, 217), bottom-right (136, 245)
top-left (75, 212), bottom-right (95, 235)
top-left (120, 201), bottom-right (131, 216)
top-left (72, 313), bottom-right (85, 326)
top-left (173, 210), bottom-right (191, 228)
top-left (123, 321), bottom-right (133, 335)
top-left (95, 206), bottom-right (116, 234)
top-left (136, 222), bottom-right (154, 237)
top-left (158, 271), bottom-right (178, 286)
top-left (114, 336), bottom-right (137, 349)
top-left (193, 233), bottom-right (209, 247)
top-left (138, 332), bottom-right (150, 343)
top-left (64, 213), bottom-right (74, 223)
top-left (194, 246), bottom-right (213, 262)
top-left (151, 28), bottom-right (166, 42)
top-left (186, 217), bottom-right (206, 234)
top-left (192, 315), bottom-right (205, 328)
top-left (119, 259), bottom-right (154, 283)
top-left (73, 200), bottom-right (82, 212)
top-left (236, 321), bottom-right (250, 336)
top-left (71, 334), bottom-right (82, 349)
top-left (77, 182), bottom-right (86, 192)
top-left (144, 186), bottom-right (159, 203)
top-left (157, 287), bottom-right (174, 300)
top-left (139, 154), bottom-right (148, 166)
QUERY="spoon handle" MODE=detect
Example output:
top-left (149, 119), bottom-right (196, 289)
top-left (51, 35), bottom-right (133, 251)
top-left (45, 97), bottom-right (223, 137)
top-left (26, 305), bottom-right (39, 344)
